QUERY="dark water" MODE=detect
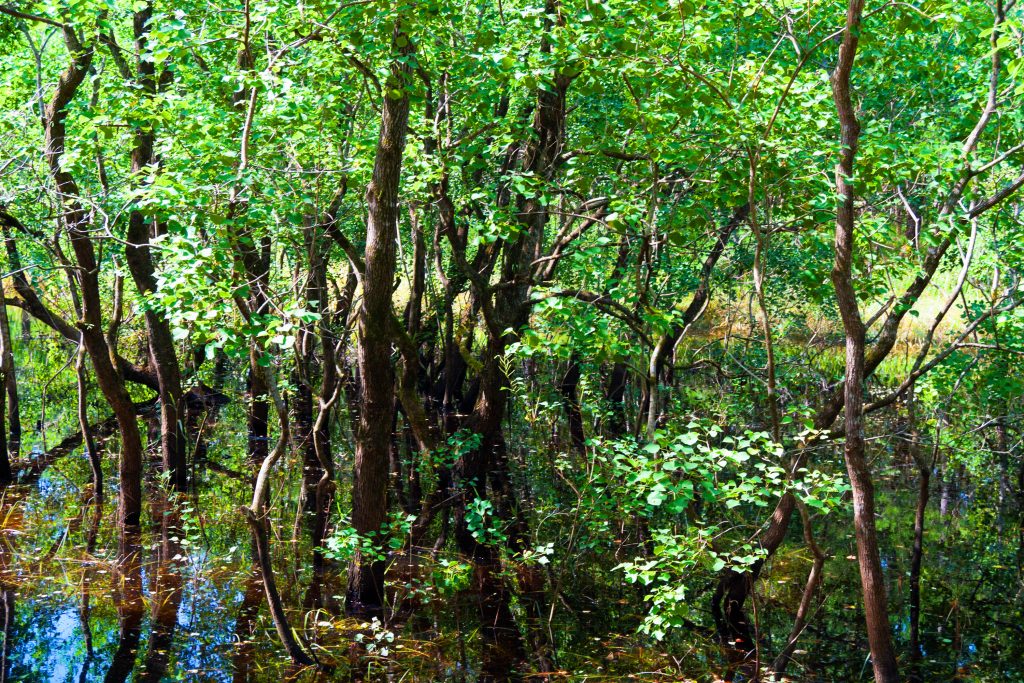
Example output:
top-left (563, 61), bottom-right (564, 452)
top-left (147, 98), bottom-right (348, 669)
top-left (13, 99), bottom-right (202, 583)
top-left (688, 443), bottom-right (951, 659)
top-left (3, 432), bottom-right (1024, 682)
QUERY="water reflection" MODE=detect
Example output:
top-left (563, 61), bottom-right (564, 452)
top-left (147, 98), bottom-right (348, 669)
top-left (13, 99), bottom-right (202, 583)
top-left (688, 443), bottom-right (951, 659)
top-left (0, 440), bottom-right (1022, 682)
top-left (136, 498), bottom-right (184, 682)
top-left (1, 455), bottom-right (268, 683)
top-left (0, 549), bottom-right (13, 683)
top-left (230, 566), bottom-right (263, 683)
top-left (76, 494), bottom-right (101, 683)
top-left (103, 532), bottom-right (143, 683)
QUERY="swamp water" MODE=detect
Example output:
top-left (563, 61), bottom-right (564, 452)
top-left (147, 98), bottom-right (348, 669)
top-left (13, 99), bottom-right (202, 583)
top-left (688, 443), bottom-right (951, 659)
top-left (0, 423), bottom-right (1022, 681)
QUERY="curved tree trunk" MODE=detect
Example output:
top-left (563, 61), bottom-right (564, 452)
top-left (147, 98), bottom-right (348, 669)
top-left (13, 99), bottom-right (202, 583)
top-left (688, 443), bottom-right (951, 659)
top-left (771, 501), bottom-right (827, 677)
top-left (40, 27), bottom-right (146, 529)
top-left (831, 3), bottom-right (899, 679)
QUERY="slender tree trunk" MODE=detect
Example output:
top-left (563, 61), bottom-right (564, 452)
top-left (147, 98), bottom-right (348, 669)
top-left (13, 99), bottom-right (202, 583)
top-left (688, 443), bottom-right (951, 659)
top-left (294, 220), bottom-right (339, 578)
top-left (243, 359), bottom-right (315, 666)
top-left (0, 292), bottom-right (15, 481)
top-left (908, 458), bottom-right (930, 676)
top-left (559, 353), bottom-right (585, 453)
top-left (0, 295), bottom-right (20, 459)
top-left (247, 366), bottom-right (270, 466)
top-left (294, 373), bottom-right (317, 522)
top-left (908, 390), bottom-right (940, 681)
top-left (831, 4), bottom-right (900, 679)
top-left (771, 501), bottom-right (827, 676)
top-left (709, 5), bottom-right (1011, 638)
top-left (76, 339), bottom-right (102, 495)
top-left (604, 362), bottom-right (628, 437)
top-left (0, 369), bottom-right (8, 483)
top-left (645, 206), bottom-right (747, 438)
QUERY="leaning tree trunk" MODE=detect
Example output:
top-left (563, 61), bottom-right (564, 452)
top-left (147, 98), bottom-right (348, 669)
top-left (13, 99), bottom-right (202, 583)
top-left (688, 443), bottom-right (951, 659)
top-left (41, 28), bottom-right (146, 528)
top-left (771, 500), bottom-right (827, 677)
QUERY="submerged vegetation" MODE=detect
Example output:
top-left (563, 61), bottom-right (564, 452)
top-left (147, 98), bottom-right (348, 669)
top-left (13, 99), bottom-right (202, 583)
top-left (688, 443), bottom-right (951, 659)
top-left (1, 0), bottom-right (1024, 680)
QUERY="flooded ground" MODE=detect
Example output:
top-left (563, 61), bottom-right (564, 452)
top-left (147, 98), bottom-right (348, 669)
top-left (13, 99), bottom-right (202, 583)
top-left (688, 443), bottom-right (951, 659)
top-left (0, 423), bottom-right (671, 682)
top-left (2, 416), bottom-right (1023, 682)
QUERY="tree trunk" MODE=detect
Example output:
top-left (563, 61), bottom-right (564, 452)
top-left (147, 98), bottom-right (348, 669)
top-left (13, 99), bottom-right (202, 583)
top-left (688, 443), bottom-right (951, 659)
top-left (771, 501), bottom-right (827, 677)
top-left (347, 23), bottom-right (412, 615)
top-left (122, 6), bottom-right (187, 489)
top-left (908, 388), bottom-right (939, 681)
top-left (42, 27), bottom-right (146, 528)
top-left (247, 366), bottom-right (270, 466)
top-left (604, 362), bottom-right (628, 437)
top-left (645, 205), bottom-right (747, 437)
top-left (831, 3), bottom-right (900, 679)
top-left (0, 367), bottom-right (8, 483)
top-left (908, 459), bottom-right (930, 677)
top-left (0, 295), bottom-right (20, 459)
top-left (559, 354), bottom-right (585, 453)
top-left (76, 339), bottom-right (102, 495)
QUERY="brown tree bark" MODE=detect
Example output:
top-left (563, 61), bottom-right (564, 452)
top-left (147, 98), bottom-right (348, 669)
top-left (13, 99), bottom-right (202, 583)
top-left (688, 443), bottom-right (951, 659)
top-left (42, 28), bottom-right (145, 528)
top-left (0, 286), bottom-right (15, 481)
top-left (296, 216), bottom-right (341, 576)
top-left (645, 205), bottom-right (747, 436)
top-left (347, 22), bottom-right (413, 615)
top-left (831, 3), bottom-right (899, 679)
top-left (604, 361), bottom-right (628, 437)
top-left (770, 501), bottom-right (827, 677)
top-left (122, 3), bottom-right (188, 491)
top-left (246, 365), bottom-right (270, 466)
top-left (76, 338), bottom-right (102, 495)
top-left (0, 294), bottom-right (20, 461)
top-left (712, 4), bottom-right (1013, 651)
top-left (0, 362), bottom-right (9, 482)
top-left (0, 212), bottom-right (165, 396)
top-left (243, 359), bottom-right (316, 667)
